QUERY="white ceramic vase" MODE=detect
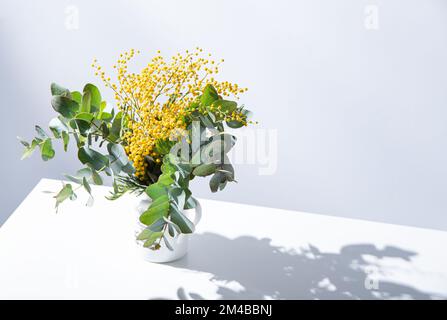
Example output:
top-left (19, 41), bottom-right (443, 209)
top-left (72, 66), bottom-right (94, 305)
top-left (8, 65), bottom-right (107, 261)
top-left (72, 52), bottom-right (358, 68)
top-left (134, 194), bottom-right (202, 263)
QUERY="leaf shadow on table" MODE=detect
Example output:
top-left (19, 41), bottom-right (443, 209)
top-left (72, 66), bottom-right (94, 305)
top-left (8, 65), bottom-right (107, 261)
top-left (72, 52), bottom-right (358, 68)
top-left (165, 232), bottom-right (445, 300)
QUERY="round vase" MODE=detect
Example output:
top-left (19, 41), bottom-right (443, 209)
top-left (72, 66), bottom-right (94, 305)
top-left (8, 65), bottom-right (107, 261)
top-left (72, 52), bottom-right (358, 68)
top-left (133, 194), bottom-right (202, 263)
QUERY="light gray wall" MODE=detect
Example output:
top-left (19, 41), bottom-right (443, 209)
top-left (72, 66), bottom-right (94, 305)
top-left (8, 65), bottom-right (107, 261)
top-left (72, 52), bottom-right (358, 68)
top-left (1, 0), bottom-right (447, 230)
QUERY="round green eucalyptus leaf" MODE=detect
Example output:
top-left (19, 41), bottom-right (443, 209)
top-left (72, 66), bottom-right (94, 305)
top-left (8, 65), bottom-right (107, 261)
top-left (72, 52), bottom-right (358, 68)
top-left (78, 147), bottom-right (109, 171)
top-left (99, 112), bottom-right (113, 122)
top-left (40, 138), bottom-right (55, 161)
top-left (51, 83), bottom-right (70, 97)
top-left (146, 183), bottom-right (168, 200)
top-left (107, 143), bottom-right (128, 166)
top-left (142, 231), bottom-right (162, 247)
top-left (91, 170), bottom-right (103, 185)
top-left (169, 203), bottom-right (195, 233)
top-left (54, 183), bottom-right (74, 209)
top-left (71, 91), bottom-right (82, 105)
top-left (226, 120), bottom-right (244, 128)
top-left (213, 99), bottom-right (237, 113)
top-left (81, 90), bottom-right (91, 113)
top-left (83, 83), bottom-right (102, 111)
top-left (62, 131), bottom-right (69, 151)
top-left (69, 119), bottom-right (90, 136)
top-left (148, 219), bottom-right (166, 232)
top-left (75, 112), bottom-right (95, 122)
top-left (35, 125), bottom-right (48, 139)
top-left (209, 171), bottom-right (226, 193)
top-left (200, 84), bottom-right (219, 106)
top-left (139, 194), bottom-right (170, 226)
top-left (51, 96), bottom-right (79, 118)
top-left (193, 163), bottom-right (216, 177)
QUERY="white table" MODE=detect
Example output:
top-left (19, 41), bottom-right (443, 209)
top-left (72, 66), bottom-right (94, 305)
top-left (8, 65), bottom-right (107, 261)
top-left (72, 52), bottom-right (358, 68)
top-left (0, 178), bottom-right (446, 300)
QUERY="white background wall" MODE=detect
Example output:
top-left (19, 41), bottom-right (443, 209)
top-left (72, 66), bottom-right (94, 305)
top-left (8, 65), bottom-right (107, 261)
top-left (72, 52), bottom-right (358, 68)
top-left (1, 0), bottom-right (447, 230)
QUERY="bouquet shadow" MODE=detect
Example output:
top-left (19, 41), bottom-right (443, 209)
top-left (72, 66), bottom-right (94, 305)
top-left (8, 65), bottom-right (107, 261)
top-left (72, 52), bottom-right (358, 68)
top-left (166, 232), bottom-right (443, 300)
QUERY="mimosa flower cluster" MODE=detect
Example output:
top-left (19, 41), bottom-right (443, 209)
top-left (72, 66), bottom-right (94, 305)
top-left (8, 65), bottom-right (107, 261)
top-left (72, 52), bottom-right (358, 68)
top-left (92, 48), bottom-right (249, 180)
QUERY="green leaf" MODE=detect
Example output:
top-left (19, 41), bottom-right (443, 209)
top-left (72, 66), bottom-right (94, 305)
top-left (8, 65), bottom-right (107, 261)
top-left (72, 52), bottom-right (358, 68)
top-left (107, 154), bottom-right (123, 175)
top-left (82, 177), bottom-right (91, 194)
top-left (69, 118), bottom-right (91, 136)
top-left (35, 125), bottom-right (48, 139)
top-left (107, 143), bottom-right (128, 166)
top-left (210, 171), bottom-right (226, 193)
top-left (142, 231), bottom-right (163, 248)
top-left (167, 224), bottom-right (175, 237)
top-left (200, 84), bottom-right (219, 106)
top-left (54, 183), bottom-right (74, 211)
top-left (146, 183), bottom-right (167, 200)
top-left (77, 167), bottom-right (93, 177)
top-left (82, 177), bottom-right (94, 207)
top-left (157, 173), bottom-right (174, 186)
top-left (78, 147), bottom-right (109, 171)
top-left (71, 91), bottom-right (82, 105)
top-left (99, 122), bottom-right (109, 138)
top-left (80, 91), bottom-right (91, 113)
top-left (164, 217), bottom-right (182, 235)
top-left (70, 113), bottom-right (94, 136)
top-left (226, 120), bottom-right (244, 128)
top-left (168, 187), bottom-right (186, 210)
top-left (72, 132), bottom-right (81, 147)
top-left (154, 139), bottom-right (176, 155)
top-left (51, 96), bottom-right (79, 118)
top-left (51, 83), bottom-right (70, 96)
top-left (220, 163), bottom-right (235, 181)
top-left (161, 157), bottom-right (177, 174)
top-left (201, 134), bottom-right (236, 163)
top-left (172, 161), bottom-right (192, 178)
top-left (169, 203), bottom-right (195, 233)
top-left (185, 195), bottom-right (197, 209)
top-left (98, 101), bottom-right (107, 118)
top-left (137, 228), bottom-right (161, 241)
top-left (108, 111), bottom-right (122, 141)
top-left (99, 112), bottom-right (113, 122)
top-left (20, 139), bottom-right (39, 160)
top-left (64, 174), bottom-right (82, 184)
top-left (219, 180), bottom-right (228, 191)
top-left (64, 167), bottom-right (92, 184)
top-left (91, 170), bottom-right (103, 185)
top-left (192, 163), bottom-right (216, 177)
top-left (40, 138), bottom-right (55, 161)
top-left (49, 117), bottom-right (68, 139)
top-left (75, 112), bottom-right (95, 122)
top-left (137, 228), bottom-right (151, 240)
top-left (83, 84), bottom-right (102, 111)
top-left (226, 108), bottom-right (251, 128)
top-left (148, 219), bottom-right (166, 232)
top-left (121, 162), bottom-right (135, 175)
top-left (139, 194), bottom-right (170, 226)
top-left (213, 99), bottom-right (237, 113)
top-left (62, 131), bottom-right (69, 151)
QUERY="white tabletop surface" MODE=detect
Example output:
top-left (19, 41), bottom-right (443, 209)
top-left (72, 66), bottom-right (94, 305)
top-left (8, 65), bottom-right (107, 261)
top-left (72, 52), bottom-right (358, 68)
top-left (0, 178), bottom-right (446, 300)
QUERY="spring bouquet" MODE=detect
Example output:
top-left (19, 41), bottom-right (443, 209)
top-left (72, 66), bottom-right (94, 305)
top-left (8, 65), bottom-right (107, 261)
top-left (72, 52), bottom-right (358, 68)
top-left (19, 48), bottom-right (253, 251)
